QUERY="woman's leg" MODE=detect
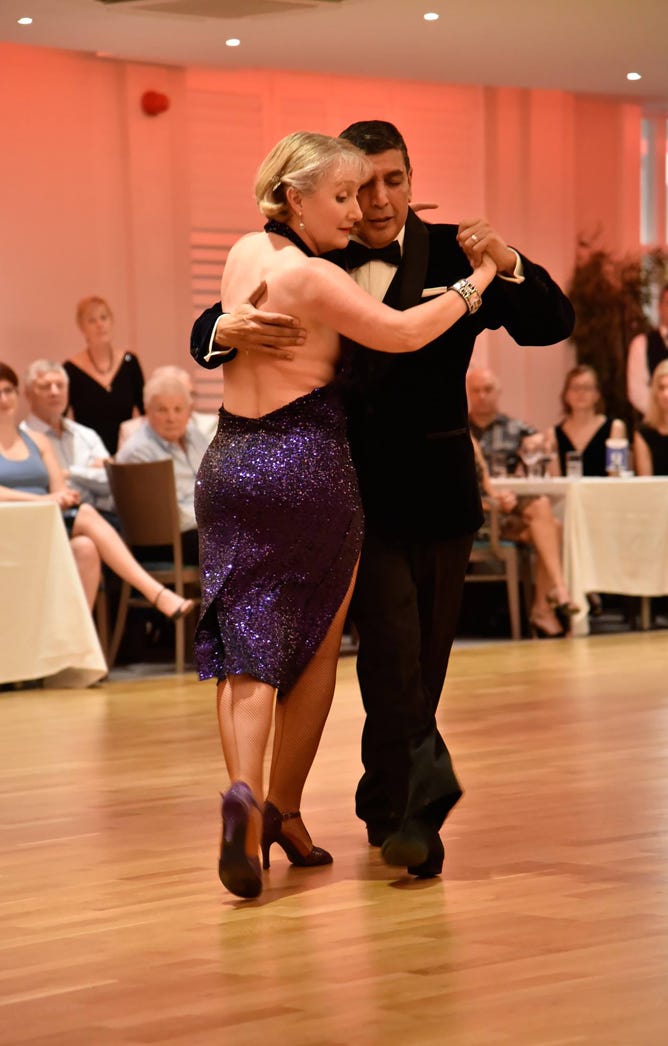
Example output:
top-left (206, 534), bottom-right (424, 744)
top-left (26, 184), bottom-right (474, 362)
top-left (71, 503), bottom-right (190, 618)
top-left (217, 674), bottom-right (275, 856)
top-left (265, 564), bottom-right (358, 853)
top-left (521, 497), bottom-right (571, 604)
top-left (69, 534), bottom-right (101, 610)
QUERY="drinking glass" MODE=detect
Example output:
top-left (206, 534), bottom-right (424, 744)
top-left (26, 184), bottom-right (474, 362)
top-left (519, 435), bottom-right (545, 479)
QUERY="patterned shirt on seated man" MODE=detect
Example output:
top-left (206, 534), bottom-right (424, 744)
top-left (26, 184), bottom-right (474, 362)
top-left (466, 365), bottom-right (536, 475)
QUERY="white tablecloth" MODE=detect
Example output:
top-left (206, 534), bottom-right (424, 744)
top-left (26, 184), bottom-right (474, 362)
top-left (490, 476), bottom-right (668, 635)
top-left (563, 477), bottom-right (668, 635)
top-left (0, 502), bottom-right (107, 687)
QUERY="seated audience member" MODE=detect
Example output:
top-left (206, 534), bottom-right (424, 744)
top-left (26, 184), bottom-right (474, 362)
top-left (634, 359), bottom-right (668, 475)
top-left (627, 283), bottom-right (668, 416)
top-left (64, 295), bottom-right (144, 455)
top-left (22, 359), bottom-right (116, 524)
top-left (115, 368), bottom-right (209, 564)
top-left (0, 362), bottom-right (193, 623)
top-left (548, 365), bottom-right (626, 477)
top-left (472, 438), bottom-right (577, 637)
top-left (116, 366), bottom-right (217, 449)
top-left (467, 365), bottom-right (537, 473)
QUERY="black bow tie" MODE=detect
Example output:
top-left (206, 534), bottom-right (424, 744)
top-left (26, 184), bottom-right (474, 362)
top-left (345, 239), bottom-right (402, 271)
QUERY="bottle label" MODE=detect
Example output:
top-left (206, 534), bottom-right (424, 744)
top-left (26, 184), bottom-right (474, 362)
top-left (605, 442), bottom-right (628, 476)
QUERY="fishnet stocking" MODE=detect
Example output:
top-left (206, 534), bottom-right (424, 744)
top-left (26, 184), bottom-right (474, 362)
top-left (266, 563), bottom-right (358, 853)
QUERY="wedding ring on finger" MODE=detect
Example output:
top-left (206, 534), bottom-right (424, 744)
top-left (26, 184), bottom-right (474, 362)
top-left (471, 233), bottom-right (478, 243)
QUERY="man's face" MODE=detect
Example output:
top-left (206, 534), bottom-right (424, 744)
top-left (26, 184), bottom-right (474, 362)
top-left (146, 393), bottom-right (190, 443)
top-left (26, 370), bottom-right (68, 423)
top-left (466, 371), bottom-right (501, 422)
top-left (354, 149), bottom-right (412, 248)
top-left (658, 289), bottom-right (668, 328)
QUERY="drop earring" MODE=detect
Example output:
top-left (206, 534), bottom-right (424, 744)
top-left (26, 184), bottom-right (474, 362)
top-left (298, 212), bottom-right (305, 230)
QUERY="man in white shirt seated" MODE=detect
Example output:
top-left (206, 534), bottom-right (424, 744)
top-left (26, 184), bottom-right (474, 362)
top-left (115, 367), bottom-right (209, 564)
top-left (116, 365), bottom-right (218, 449)
top-left (22, 359), bottom-right (117, 523)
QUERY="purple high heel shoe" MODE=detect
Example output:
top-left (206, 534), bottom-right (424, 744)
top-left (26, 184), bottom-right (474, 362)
top-left (219, 781), bottom-right (262, 899)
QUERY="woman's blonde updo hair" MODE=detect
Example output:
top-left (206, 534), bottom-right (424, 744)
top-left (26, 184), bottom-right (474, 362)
top-left (255, 131), bottom-right (370, 222)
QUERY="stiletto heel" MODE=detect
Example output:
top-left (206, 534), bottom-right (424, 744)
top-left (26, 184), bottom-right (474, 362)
top-left (152, 584), bottom-right (195, 621)
top-left (546, 592), bottom-right (580, 634)
top-left (219, 782), bottom-right (262, 898)
top-left (261, 801), bottom-right (333, 870)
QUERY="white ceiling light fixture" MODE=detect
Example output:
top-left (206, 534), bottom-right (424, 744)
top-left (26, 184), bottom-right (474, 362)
top-left (225, 38), bottom-right (241, 47)
top-left (423, 12), bottom-right (439, 21)
top-left (17, 17), bottom-right (33, 25)
top-left (626, 71), bottom-right (642, 81)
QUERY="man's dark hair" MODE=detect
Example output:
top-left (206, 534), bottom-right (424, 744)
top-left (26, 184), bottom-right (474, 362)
top-left (339, 120), bottom-right (411, 174)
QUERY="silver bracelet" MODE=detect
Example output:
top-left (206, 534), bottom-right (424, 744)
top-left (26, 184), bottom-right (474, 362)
top-left (449, 278), bottom-right (482, 314)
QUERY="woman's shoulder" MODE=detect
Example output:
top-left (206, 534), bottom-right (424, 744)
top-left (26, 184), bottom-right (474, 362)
top-left (21, 427), bottom-right (47, 454)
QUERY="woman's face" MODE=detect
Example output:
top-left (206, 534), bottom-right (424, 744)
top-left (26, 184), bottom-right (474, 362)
top-left (655, 375), bottom-right (668, 415)
top-left (79, 302), bottom-right (113, 347)
top-left (0, 379), bottom-right (18, 421)
top-left (297, 164), bottom-right (363, 254)
top-left (565, 372), bottom-right (599, 412)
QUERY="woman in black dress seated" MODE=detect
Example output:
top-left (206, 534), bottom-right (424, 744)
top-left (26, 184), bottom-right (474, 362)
top-left (64, 296), bottom-right (144, 454)
top-left (194, 131), bottom-right (498, 899)
top-left (634, 359), bottom-right (668, 475)
top-left (548, 364), bottom-right (626, 476)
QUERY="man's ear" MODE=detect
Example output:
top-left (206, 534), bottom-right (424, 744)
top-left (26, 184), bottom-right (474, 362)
top-left (407, 168), bottom-right (413, 203)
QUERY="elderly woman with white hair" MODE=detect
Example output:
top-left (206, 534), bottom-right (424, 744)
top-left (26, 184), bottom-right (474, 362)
top-left (115, 367), bottom-right (209, 564)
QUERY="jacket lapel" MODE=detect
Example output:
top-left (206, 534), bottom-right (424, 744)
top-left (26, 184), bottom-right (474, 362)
top-left (384, 209), bottom-right (429, 310)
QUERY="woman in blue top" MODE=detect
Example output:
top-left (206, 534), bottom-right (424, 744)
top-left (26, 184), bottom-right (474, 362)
top-left (0, 362), bottom-right (193, 622)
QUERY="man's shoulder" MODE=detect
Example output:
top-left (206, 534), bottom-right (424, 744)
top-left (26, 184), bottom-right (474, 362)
top-left (496, 412), bottom-right (535, 435)
top-left (115, 421), bottom-right (160, 462)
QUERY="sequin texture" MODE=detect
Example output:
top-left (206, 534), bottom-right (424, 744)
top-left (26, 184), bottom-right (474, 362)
top-left (194, 383), bottom-right (363, 696)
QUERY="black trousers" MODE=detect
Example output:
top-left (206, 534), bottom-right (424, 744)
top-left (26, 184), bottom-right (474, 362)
top-left (349, 528), bottom-right (474, 835)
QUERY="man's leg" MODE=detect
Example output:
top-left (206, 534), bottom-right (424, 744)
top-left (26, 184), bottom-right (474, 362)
top-left (350, 530), bottom-right (473, 845)
top-left (401, 531), bottom-right (474, 832)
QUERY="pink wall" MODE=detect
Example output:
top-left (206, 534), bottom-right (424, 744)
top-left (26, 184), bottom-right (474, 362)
top-left (0, 43), bottom-right (644, 428)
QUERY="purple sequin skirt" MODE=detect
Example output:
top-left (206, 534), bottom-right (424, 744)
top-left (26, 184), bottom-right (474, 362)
top-left (194, 383), bottom-right (363, 696)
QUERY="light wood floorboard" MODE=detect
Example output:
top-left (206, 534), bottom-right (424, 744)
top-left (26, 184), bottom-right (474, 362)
top-left (1, 632), bottom-right (667, 1045)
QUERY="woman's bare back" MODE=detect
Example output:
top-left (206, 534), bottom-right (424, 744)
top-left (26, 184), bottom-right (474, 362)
top-left (220, 233), bottom-right (342, 419)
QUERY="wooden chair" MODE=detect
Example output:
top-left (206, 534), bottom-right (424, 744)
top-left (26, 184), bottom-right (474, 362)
top-left (104, 460), bottom-right (200, 672)
top-left (465, 502), bottom-right (533, 640)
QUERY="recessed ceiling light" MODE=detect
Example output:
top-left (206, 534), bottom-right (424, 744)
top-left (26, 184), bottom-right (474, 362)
top-left (626, 72), bottom-right (642, 81)
top-left (225, 38), bottom-right (241, 48)
top-left (17, 17), bottom-right (33, 25)
top-left (424, 12), bottom-right (439, 20)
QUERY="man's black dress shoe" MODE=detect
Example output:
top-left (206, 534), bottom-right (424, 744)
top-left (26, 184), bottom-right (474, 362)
top-left (407, 833), bottom-right (444, 879)
top-left (366, 824), bottom-right (399, 847)
top-left (380, 829), bottom-right (429, 869)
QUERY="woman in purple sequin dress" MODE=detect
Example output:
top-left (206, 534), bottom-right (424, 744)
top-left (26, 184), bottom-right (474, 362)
top-left (196, 132), bottom-right (497, 898)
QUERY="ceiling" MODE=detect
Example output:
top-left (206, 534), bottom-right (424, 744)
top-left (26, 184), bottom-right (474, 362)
top-left (2, 0), bottom-right (667, 108)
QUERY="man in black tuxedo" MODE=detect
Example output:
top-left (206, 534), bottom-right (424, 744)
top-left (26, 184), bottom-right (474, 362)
top-left (191, 120), bottom-right (574, 877)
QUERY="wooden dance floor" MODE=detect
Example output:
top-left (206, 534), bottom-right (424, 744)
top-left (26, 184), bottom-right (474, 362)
top-left (2, 632), bottom-right (668, 1045)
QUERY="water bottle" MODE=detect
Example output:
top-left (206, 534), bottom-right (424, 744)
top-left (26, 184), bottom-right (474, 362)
top-left (605, 420), bottom-right (629, 476)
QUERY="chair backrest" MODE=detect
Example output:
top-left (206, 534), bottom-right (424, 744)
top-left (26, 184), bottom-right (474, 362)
top-left (105, 459), bottom-right (182, 552)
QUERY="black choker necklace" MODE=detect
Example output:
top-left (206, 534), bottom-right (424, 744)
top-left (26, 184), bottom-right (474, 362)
top-left (264, 220), bottom-right (315, 257)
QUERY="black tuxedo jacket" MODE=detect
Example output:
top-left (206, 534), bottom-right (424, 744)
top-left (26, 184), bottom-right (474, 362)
top-left (190, 209), bottom-right (574, 541)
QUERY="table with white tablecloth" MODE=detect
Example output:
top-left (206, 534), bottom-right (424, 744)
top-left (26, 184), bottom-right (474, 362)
top-left (489, 476), bottom-right (668, 635)
top-left (0, 502), bottom-right (107, 687)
